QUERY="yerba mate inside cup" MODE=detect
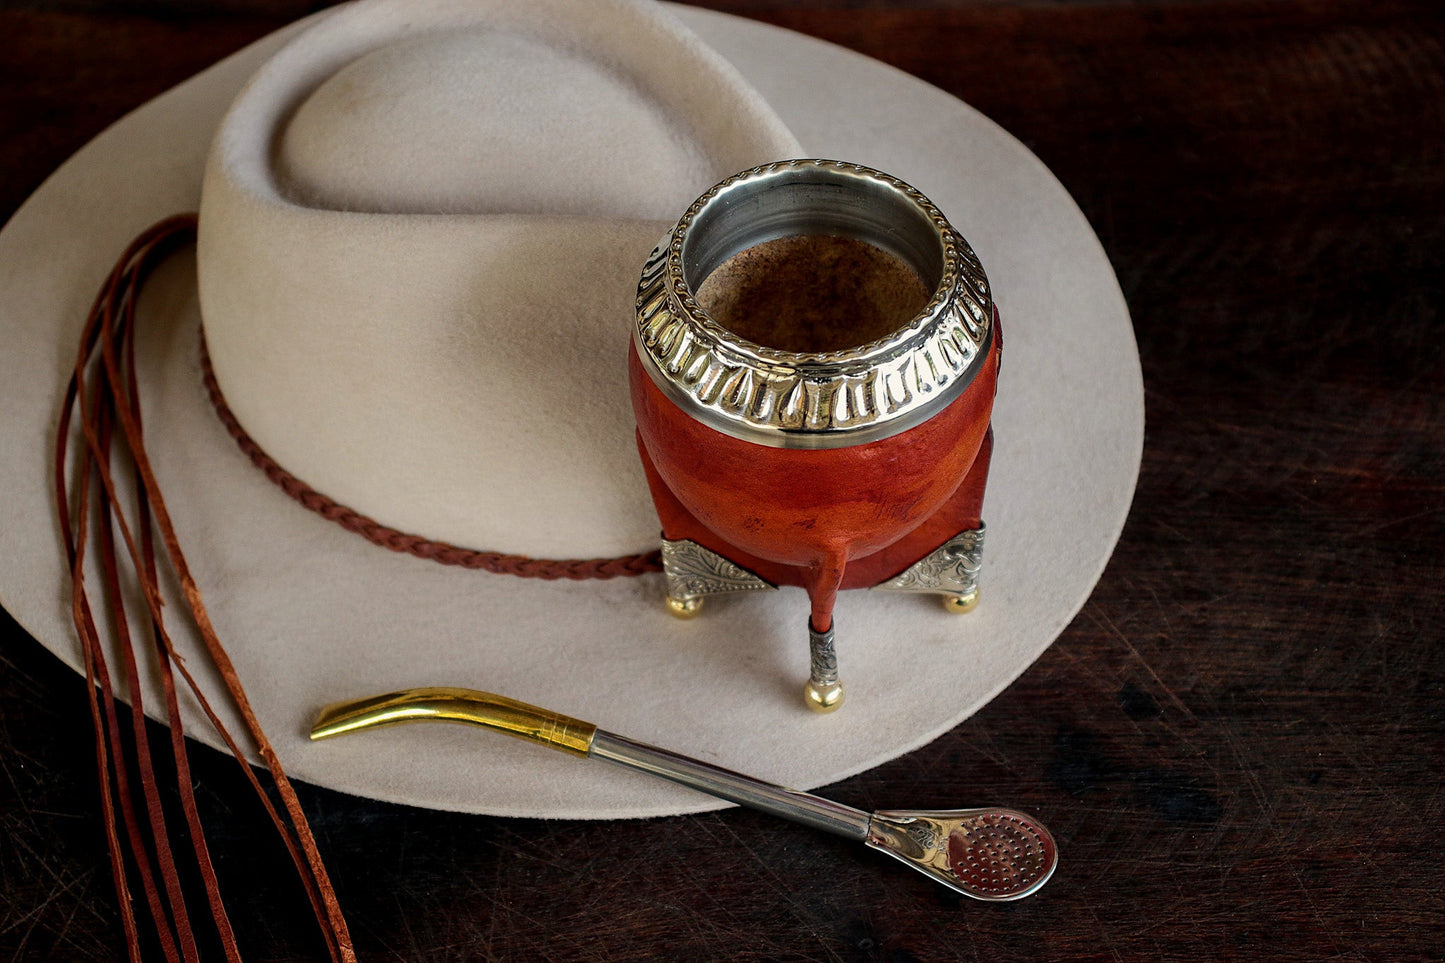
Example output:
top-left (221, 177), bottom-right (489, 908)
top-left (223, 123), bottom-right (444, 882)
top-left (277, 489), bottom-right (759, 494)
top-left (695, 233), bottom-right (932, 354)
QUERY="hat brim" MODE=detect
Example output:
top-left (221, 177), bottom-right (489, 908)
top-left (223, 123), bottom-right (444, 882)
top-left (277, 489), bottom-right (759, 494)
top-left (0, 5), bottom-right (1142, 818)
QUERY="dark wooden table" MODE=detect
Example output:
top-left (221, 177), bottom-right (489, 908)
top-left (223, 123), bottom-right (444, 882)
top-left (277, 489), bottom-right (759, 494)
top-left (3, 1), bottom-right (1443, 959)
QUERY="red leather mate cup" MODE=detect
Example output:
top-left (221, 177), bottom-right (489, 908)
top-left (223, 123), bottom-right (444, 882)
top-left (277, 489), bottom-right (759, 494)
top-left (630, 160), bottom-right (1000, 711)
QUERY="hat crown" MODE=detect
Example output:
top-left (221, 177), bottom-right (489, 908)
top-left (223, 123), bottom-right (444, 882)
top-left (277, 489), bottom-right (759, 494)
top-left (197, 0), bottom-right (802, 559)
top-left (277, 28), bottom-right (752, 220)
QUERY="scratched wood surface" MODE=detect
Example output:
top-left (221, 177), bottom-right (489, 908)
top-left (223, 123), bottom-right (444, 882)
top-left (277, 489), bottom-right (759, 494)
top-left (3, 1), bottom-right (1443, 959)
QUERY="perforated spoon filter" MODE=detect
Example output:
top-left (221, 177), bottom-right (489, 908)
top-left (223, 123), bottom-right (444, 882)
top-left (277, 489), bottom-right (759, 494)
top-left (868, 808), bottom-right (1057, 900)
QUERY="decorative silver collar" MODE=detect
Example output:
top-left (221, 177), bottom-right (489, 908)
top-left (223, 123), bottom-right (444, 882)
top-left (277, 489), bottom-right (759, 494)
top-left (633, 159), bottom-right (994, 450)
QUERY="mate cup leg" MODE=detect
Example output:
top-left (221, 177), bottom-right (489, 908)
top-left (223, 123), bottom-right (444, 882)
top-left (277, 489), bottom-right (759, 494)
top-left (641, 436), bottom-right (849, 711)
top-left (653, 532), bottom-right (850, 713)
top-left (802, 551), bottom-right (848, 713)
top-left (804, 620), bottom-right (844, 713)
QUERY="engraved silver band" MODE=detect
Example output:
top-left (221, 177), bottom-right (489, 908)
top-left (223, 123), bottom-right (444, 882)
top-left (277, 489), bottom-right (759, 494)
top-left (808, 622), bottom-right (840, 691)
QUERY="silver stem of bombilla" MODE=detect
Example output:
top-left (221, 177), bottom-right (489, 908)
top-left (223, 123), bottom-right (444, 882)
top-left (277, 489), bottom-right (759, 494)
top-left (588, 730), bottom-right (871, 839)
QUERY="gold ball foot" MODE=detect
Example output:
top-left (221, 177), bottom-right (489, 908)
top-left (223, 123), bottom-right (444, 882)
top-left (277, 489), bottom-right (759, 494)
top-left (943, 589), bottom-right (979, 614)
top-left (666, 595), bottom-right (704, 619)
top-left (804, 679), bottom-right (845, 713)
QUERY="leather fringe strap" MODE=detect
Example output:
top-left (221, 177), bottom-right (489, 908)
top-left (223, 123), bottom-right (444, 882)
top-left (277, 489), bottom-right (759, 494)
top-left (57, 214), bottom-right (356, 961)
top-left (58, 212), bottom-right (669, 958)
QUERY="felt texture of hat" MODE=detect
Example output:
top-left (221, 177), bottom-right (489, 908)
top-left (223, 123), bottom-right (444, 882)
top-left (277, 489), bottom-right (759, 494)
top-left (0, 0), bottom-right (1144, 818)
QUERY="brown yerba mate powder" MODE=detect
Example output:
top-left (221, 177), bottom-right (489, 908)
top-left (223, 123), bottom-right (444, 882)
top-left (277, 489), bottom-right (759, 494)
top-left (695, 234), bottom-right (931, 354)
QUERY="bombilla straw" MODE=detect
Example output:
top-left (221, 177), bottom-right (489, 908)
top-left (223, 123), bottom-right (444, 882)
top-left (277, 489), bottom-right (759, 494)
top-left (310, 687), bottom-right (1057, 901)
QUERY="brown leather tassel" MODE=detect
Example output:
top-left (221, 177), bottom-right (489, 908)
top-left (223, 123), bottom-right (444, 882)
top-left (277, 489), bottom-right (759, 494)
top-left (56, 212), bottom-right (671, 958)
top-left (57, 214), bottom-right (355, 962)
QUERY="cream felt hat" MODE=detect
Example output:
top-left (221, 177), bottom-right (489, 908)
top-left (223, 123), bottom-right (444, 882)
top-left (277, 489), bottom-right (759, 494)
top-left (0, 0), bottom-right (1143, 818)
